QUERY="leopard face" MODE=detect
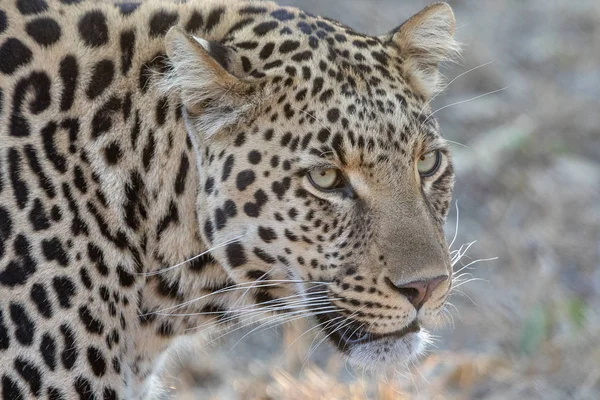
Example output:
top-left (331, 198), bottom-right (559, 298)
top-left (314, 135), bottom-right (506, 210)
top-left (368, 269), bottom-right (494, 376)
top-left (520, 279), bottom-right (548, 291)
top-left (163, 2), bottom-right (459, 369)
top-left (0, 0), bottom-right (460, 397)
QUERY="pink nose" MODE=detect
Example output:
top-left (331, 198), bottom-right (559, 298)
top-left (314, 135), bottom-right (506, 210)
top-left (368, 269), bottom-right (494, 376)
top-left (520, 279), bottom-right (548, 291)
top-left (387, 275), bottom-right (448, 310)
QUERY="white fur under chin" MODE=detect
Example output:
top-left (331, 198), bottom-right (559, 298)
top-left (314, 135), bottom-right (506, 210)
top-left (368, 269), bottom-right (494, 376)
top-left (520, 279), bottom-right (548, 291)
top-left (345, 330), bottom-right (430, 372)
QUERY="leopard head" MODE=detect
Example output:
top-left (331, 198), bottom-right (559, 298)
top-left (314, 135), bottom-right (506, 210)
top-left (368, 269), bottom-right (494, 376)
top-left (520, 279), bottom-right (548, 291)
top-left (162, 2), bottom-right (460, 370)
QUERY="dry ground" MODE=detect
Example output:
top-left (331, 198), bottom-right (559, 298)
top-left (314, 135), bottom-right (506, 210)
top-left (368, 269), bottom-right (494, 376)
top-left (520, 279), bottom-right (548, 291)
top-left (158, 1), bottom-right (600, 398)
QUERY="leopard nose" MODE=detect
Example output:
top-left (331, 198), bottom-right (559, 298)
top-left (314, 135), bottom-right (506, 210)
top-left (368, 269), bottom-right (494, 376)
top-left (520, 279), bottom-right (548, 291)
top-left (386, 275), bottom-right (448, 310)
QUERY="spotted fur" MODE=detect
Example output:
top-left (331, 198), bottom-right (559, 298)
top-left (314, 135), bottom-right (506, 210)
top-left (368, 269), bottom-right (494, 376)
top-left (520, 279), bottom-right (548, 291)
top-left (0, 0), bottom-right (459, 398)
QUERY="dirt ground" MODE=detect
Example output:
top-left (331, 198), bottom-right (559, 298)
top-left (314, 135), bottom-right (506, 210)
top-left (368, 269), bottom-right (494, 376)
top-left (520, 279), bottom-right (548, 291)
top-left (158, 1), bottom-right (600, 399)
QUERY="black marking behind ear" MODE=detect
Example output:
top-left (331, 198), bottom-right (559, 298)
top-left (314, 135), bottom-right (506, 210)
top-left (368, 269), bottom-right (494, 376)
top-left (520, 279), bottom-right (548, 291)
top-left (204, 41), bottom-right (230, 70)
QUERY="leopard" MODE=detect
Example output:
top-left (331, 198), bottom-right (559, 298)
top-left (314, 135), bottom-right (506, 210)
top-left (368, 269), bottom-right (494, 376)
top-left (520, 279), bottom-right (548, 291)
top-left (0, 0), bottom-right (461, 398)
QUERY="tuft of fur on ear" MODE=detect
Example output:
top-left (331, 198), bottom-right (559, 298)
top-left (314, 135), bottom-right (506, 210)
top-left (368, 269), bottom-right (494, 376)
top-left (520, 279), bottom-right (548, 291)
top-left (162, 27), bottom-right (259, 137)
top-left (381, 2), bottom-right (461, 98)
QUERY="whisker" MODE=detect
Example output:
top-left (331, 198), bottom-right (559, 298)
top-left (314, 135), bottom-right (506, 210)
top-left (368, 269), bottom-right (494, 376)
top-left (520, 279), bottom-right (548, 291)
top-left (424, 85), bottom-right (510, 124)
top-left (148, 280), bottom-right (329, 314)
top-left (452, 277), bottom-right (489, 289)
top-left (450, 288), bottom-right (478, 306)
top-left (202, 305), bottom-right (340, 345)
top-left (304, 305), bottom-right (367, 369)
top-left (448, 200), bottom-right (460, 250)
top-left (185, 297), bottom-right (340, 337)
top-left (228, 267), bottom-right (275, 310)
top-left (228, 306), bottom-right (341, 350)
top-left (419, 59), bottom-right (497, 116)
top-left (289, 104), bottom-right (332, 138)
top-left (281, 314), bottom-right (346, 356)
top-left (140, 235), bottom-right (244, 277)
top-left (155, 293), bottom-right (333, 317)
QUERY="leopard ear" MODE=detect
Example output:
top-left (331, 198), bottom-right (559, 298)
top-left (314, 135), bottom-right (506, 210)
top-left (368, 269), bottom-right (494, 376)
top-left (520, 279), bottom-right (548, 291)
top-left (163, 26), bottom-right (258, 137)
top-left (380, 2), bottom-right (461, 98)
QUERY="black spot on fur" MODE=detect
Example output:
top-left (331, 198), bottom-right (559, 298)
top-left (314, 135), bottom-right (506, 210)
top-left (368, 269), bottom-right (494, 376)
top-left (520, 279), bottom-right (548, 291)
top-left (10, 71), bottom-right (51, 137)
top-left (244, 189), bottom-right (268, 217)
top-left (155, 96), bottom-right (169, 125)
top-left (104, 142), bottom-right (122, 165)
top-left (240, 6), bottom-right (267, 15)
top-left (29, 198), bottom-right (50, 231)
top-left (17, 0), bottom-right (48, 15)
top-left (0, 11), bottom-right (7, 35)
top-left (0, 235), bottom-right (36, 287)
top-left (26, 17), bottom-right (61, 46)
top-left (0, 310), bottom-right (9, 350)
top-left (222, 154), bottom-right (234, 181)
top-left (8, 148), bottom-right (29, 208)
top-left (253, 248), bottom-right (276, 264)
top-left (204, 219), bottom-right (214, 243)
top-left (279, 40), bottom-right (300, 54)
top-left (30, 284), bottom-right (53, 318)
top-left (87, 346), bottom-right (107, 376)
top-left (40, 333), bottom-right (57, 370)
top-left (327, 108), bottom-right (340, 123)
top-left (117, 265), bottom-right (135, 287)
top-left (226, 17), bottom-right (254, 37)
top-left (10, 303), bottom-right (35, 345)
top-left (258, 226), bottom-right (277, 243)
top-left (186, 10), bottom-right (203, 32)
top-left (248, 150), bottom-right (261, 164)
top-left (254, 21), bottom-right (279, 36)
top-left (174, 153), bottom-right (189, 195)
top-left (291, 50), bottom-right (312, 62)
top-left (156, 201), bottom-right (179, 241)
top-left (14, 358), bottom-right (42, 396)
top-left (59, 324), bottom-right (77, 369)
top-left (47, 387), bottom-right (66, 400)
top-left (1, 375), bottom-right (25, 400)
top-left (53, 276), bottom-right (76, 308)
top-left (124, 171), bottom-right (146, 230)
top-left (205, 7), bottom-right (225, 31)
top-left (120, 30), bottom-right (136, 75)
top-left (91, 96), bottom-right (122, 139)
top-left (87, 243), bottom-right (109, 276)
top-left (59, 55), bottom-right (79, 111)
top-left (0, 38), bottom-right (33, 75)
top-left (272, 177), bottom-right (291, 200)
top-left (215, 208), bottom-right (227, 230)
top-left (116, 3), bottom-right (139, 15)
top-left (41, 237), bottom-right (69, 267)
top-left (236, 170), bottom-right (255, 191)
top-left (74, 376), bottom-right (93, 399)
top-left (103, 388), bottom-right (118, 400)
top-left (142, 130), bottom-right (155, 171)
top-left (78, 10), bottom-right (109, 47)
top-left (79, 306), bottom-right (104, 335)
top-left (149, 10), bottom-right (178, 37)
top-left (259, 42), bottom-right (275, 59)
top-left (271, 9), bottom-right (295, 21)
top-left (225, 242), bottom-right (247, 268)
top-left (317, 128), bottom-right (330, 143)
top-left (24, 144), bottom-right (56, 198)
top-left (87, 59), bottom-right (115, 99)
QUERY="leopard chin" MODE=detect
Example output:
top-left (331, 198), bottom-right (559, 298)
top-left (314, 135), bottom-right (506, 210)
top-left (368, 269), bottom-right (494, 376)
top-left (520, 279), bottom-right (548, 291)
top-left (345, 331), bottom-right (428, 371)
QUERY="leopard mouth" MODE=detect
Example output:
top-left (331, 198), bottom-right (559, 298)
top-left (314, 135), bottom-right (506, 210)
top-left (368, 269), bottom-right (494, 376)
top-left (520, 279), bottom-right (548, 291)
top-left (313, 310), bottom-right (421, 352)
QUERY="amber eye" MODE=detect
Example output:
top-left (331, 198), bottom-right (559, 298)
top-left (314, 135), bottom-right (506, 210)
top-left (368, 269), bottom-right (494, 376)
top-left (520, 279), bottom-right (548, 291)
top-left (417, 150), bottom-right (442, 177)
top-left (308, 168), bottom-right (342, 190)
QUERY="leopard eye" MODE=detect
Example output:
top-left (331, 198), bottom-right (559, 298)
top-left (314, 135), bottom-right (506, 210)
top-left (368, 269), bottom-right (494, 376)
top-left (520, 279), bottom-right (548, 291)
top-left (417, 150), bottom-right (442, 177)
top-left (308, 168), bottom-right (342, 190)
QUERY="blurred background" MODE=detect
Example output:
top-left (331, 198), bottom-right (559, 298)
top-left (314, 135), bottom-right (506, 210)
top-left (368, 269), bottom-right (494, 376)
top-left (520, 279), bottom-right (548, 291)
top-left (160, 0), bottom-right (600, 398)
